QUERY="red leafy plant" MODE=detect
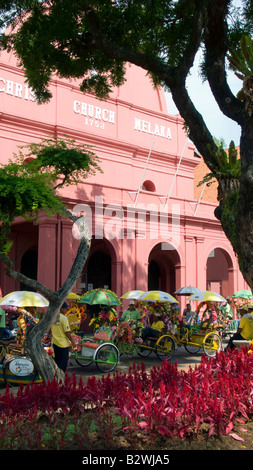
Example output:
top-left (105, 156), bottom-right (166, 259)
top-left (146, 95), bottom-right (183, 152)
top-left (0, 347), bottom-right (253, 448)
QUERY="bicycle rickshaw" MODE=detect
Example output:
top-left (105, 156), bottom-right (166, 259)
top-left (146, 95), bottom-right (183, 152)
top-left (0, 340), bottom-right (42, 385)
top-left (170, 324), bottom-right (222, 357)
top-left (72, 327), bottom-right (120, 373)
top-left (136, 324), bottom-right (222, 359)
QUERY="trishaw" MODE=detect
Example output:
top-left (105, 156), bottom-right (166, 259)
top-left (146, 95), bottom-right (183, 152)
top-left (163, 324), bottom-right (222, 358)
top-left (72, 327), bottom-right (120, 373)
top-left (137, 331), bottom-right (176, 360)
top-left (0, 340), bottom-right (42, 385)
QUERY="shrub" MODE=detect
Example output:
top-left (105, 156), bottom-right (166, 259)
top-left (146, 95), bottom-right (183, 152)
top-left (0, 348), bottom-right (252, 448)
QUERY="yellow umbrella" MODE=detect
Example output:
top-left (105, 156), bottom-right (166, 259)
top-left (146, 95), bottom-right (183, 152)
top-left (139, 290), bottom-right (178, 303)
top-left (0, 291), bottom-right (49, 307)
top-left (66, 292), bottom-right (81, 300)
top-left (121, 290), bottom-right (145, 299)
top-left (188, 290), bottom-right (226, 302)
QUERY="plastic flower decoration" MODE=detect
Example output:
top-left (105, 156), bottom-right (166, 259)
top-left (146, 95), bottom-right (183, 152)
top-left (115, 319), bottom-right (143, 354)
top-left (89, 307), bottom-right (119, 331)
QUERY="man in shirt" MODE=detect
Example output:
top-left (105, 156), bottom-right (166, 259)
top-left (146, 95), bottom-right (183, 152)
top-left (142, 311), bottom-right (165, 341)
top-left (219, 298), bottom-right (233, 319)
top-left (120, 301), bottom-right (141, 322)
top-left (225, 305), bottom-right (253, 351)
top-left (51, 302), bottom-right (77, 372)
top-left (183, 303), bottom-right (196, 325)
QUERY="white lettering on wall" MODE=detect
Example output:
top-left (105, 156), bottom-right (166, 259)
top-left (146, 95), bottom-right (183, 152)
top-left (134, 118), bottom-right (172, 139)
top-left (73, 100), bottom-right (115, 129)
top-left (0, 77), bottom-right (36, 101)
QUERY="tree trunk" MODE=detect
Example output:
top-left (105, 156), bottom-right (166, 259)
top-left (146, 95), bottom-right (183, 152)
top-left (24, 319), bottom-right (65, 383)
top-left (2, 218), bottom-right (91, 382)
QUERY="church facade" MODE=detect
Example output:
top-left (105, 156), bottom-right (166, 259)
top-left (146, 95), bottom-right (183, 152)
top-left (0, 50), bottom-right (247, 308)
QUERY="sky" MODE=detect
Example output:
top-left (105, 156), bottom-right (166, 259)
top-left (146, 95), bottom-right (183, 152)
top-left (165, 52), bottom-right (242, 148)
top-left (165, 0), bottom-right (243, 148)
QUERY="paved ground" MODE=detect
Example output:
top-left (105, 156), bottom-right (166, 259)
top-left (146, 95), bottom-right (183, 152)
top-left (0, 339), bottom-right (229, 392)
top-left (67, 345), bottom-right (208, 382)
top-left (67, 336), bottom-right (230, 382)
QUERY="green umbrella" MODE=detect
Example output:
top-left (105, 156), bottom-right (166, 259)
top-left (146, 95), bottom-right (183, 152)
top-left (231, 289), bottom-right (253, 299)
top-left (78, 288), bottom-right (122, 306)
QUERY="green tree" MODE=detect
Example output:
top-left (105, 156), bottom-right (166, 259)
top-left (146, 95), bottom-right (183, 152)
top-left (1, 3), bottom-right (253, 314)
top-left (0, 136), bottom-right (101, 382)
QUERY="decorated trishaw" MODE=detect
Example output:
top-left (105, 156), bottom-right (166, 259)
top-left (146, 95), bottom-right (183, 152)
top-left (0, 291), bottom-right (48, 385)
top-left (71, 289), bottom-right (121, 372)
top-left (162, 290), bottom-right (225, 358)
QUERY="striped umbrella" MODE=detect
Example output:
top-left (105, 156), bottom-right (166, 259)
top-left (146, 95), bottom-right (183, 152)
top-left (139, 290), bottom-right (178, 303)
top-left (78, 288), bottom-right (122, 306)
top-left (188, 290), bottom-right (226, 303)
top-left (0, 291), bottom-right (49, 307)
top-left (121, 290), bottom-right (145, 299)
top-left (174, 286), bottom-right (202, 296)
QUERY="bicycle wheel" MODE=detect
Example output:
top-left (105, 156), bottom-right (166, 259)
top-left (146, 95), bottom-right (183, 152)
top-left (137, 343), bottom-right (153, 357)
top-left (75, 338), bottom-right (95, 367)
top-left (203, 332), bottom-right (222, 357)
top-left (95, 343), bottom-right (119, 373)
top-left (155, 335), bottom-right (175, 360)
top-left (184, 344), bottom-right (201, 354)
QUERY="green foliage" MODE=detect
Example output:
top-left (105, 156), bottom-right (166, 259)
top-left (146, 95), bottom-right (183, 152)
top-left (18, 136), bottom-right (102, 187)
top-left (0, 0), bottom-right (213, 101)
top-left (197, 140), bottom-right (240, 257)
top-left (227, 35), bottom-right (253, 81)
top-left (0, 159), bottom-right (62, 224)
top-left (198, 140), bottom-right (240, 187)
top-left (0, 136), bottom-right (102, 254)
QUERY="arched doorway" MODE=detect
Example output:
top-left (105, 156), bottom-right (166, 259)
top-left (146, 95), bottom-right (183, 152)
top-left (87, 250), bottom-right (111, 290)
top-left (20, 248), bottom-right (38, 291)
top-left (78, 238), bottom-right (117, 333)
top-left (79, 237), bottom-right (118, 294)
top-left (206, 248), bottom-right (234, 297)
top-left (148, 243), bottom-right (180, 294)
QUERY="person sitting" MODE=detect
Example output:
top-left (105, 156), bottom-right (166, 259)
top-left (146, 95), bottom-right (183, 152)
top-left (120, 301), bottom-right (141, 322)
top-left (225, 305), bottom-right (253, 351)
top-left (142, 311), bottom-right (165, 342)
top-left (200, 311), bottom-right (214, 331)
top-left (183, 303), bottom-right (196, 326)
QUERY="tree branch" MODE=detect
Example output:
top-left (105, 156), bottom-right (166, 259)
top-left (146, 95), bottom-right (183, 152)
top-left (0, 252), bottom-right (55, 301)
top-left (204, 0), bottom-right (245, 126)
top-left (83, 4), bottom-right (218, 170)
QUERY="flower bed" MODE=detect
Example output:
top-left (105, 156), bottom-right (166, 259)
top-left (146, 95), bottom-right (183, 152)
top-left (0, 347), bottom-right (253, 449)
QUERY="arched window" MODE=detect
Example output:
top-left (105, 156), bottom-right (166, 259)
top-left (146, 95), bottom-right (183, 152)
top-left (142, 180), bottom-right (156, 192)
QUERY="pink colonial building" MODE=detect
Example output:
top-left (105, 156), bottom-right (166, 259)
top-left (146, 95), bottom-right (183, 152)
top-left (0, 49), bottom-right (248, 308)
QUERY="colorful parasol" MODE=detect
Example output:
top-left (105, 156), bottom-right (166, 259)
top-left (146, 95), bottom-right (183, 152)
top-left (0, 291), bottom-right (49, 307)
top-left (174, 286), bottom-right (202, 296)
top-left (66, 292), bottom-right (81, 300)
top-left (121, 290), bottom-right (145, 299)
top-left (188, 290), bottom-right (226, 302)
top-left (231, 289), bottom-right (253, 299)
top-left (139, 290), bottom-right (178, 303)
top-left (78, 288), bottom-right (122, 306)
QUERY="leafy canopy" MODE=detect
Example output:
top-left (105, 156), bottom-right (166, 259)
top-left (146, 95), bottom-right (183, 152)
top-left (0, 136), bottom-right (101, 253)
top-left (0, 0), bottom-right (251, 103)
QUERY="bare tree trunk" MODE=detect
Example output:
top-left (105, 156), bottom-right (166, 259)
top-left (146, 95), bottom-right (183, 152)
top-left (24, 308), bottom-right (65, 383)
top-left (1, 215), bottom-right (91, 382)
